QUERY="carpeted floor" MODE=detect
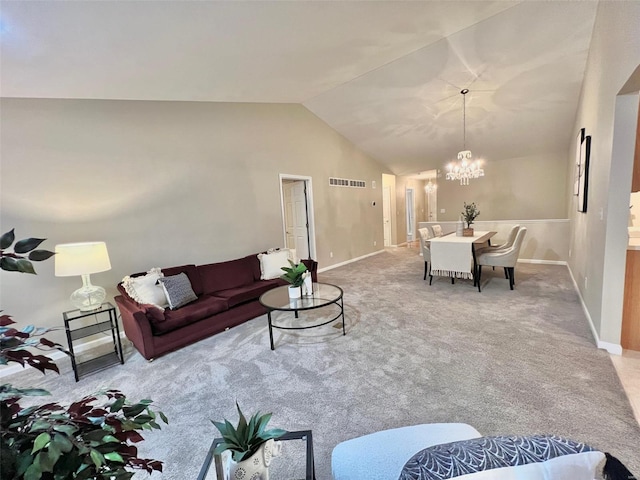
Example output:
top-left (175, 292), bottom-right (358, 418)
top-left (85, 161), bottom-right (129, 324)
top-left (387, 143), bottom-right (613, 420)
top-left (5, 248), bottom-right (640, 479)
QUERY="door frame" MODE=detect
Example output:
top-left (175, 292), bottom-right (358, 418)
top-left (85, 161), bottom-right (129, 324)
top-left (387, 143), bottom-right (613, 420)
top-left (279, 174), bottom-right (317, 260)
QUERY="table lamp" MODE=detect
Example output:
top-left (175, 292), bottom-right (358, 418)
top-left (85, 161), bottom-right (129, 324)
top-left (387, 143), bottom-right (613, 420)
top-left (55, 242), bottom-right (112, 311)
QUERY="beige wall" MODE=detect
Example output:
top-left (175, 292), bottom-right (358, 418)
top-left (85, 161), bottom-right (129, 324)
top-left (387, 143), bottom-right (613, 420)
top-left (568, 2), bottom-right (640, 347)
top-left (0, 98), bottom-right (388, 344)
top-left (436, 152), bottom-right (568, 222)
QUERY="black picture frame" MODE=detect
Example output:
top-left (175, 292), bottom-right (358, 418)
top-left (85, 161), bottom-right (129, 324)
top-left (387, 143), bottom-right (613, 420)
top-left (577, 135), bottom-right (591, 213)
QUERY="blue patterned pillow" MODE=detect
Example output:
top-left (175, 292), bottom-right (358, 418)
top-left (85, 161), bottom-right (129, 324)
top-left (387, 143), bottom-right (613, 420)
top-left (399, 435), bottom-right (604, 480)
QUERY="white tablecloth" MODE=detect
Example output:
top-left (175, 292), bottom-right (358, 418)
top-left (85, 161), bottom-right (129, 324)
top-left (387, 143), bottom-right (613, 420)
top-left (430, 231), bottom-right (494, 279)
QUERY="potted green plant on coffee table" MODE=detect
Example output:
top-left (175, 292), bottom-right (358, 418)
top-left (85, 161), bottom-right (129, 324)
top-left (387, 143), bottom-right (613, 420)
top-left (280, 260), bottom-right (308, 299)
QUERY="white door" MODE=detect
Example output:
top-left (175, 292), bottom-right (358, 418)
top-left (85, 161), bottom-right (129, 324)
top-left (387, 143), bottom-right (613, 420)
top-left (427, 187), bottom-right (438, 221)
top-left (283, 181), bottom-right (310, 259)
top-left (383, 186), bottom-right (392, 247)
top-left (406, 188), bottom-right (415, 242)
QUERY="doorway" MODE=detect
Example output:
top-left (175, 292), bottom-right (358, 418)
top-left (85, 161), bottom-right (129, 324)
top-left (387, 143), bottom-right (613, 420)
top-left (383, 186), bottom-right (392, 247)
top-left (280, 175), bottom-right (316, 260)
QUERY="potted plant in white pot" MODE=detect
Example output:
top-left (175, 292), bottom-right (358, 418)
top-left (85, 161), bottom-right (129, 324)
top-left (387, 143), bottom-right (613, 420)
top-left (211, 402), bottom-right (286, 480)
top-left (461, 202), bottom-right (480, 236)
top-left (279, 260), bottom-right (308, 299)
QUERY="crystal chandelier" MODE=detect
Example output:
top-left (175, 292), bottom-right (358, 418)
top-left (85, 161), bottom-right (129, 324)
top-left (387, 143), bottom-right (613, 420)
top-left (446, 89), bottom-right (484, 186)
top-left (424, 179), bottom-right (437, 194)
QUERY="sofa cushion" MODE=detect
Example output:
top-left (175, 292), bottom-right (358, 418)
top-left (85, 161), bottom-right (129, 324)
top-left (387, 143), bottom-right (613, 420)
top-left (148, 295), bottom-right (229, 335)
top-left (158, 273), bottom-right (198, 310)
top-left (121, 268), bottom-right (168, 309)
top-left (398, 434), bottom-right (604, 480)
top-left (199, 257), bottom-right (255, 294)
top-left (162, 264), bottom-right (203, 296)
top-left (214, 280), bottom-right (282, 308)
top-left (258, 250), bottom-right (292, 280)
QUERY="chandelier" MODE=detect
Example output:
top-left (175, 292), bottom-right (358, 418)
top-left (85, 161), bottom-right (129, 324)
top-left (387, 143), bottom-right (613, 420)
top-left (446, 89), bottom-right (484, 186)
top-left (424, 179), bottom-right (437, 194)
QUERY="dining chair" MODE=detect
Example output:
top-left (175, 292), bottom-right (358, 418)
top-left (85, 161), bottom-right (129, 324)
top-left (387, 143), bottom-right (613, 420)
top-left (418, 228), bottom-right (431, 280)
top-left (476, 227), bottom-right (527, 292)
top-left (476, 224), bottom-right (520, 255)
top-left (427, 224), bottom-right (443, 238)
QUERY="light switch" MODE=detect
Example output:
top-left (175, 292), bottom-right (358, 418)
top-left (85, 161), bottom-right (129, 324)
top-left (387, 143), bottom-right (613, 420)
top-left (440, 209), bottom-right (446, 213)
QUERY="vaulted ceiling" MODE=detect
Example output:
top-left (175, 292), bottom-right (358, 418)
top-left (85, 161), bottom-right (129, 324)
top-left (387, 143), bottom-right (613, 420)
top-left (0, 1), bottom-right (598, 175)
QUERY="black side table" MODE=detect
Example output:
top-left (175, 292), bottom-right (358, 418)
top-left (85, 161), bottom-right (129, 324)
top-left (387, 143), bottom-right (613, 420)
top-left (198, 430), bottom-right (315, 480)
top-left (62, 301), bottom-right (124, 381)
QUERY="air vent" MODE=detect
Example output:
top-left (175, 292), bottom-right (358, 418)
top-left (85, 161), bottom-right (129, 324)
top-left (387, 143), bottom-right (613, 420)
top-left (329, 177), bottom-right (366, 188)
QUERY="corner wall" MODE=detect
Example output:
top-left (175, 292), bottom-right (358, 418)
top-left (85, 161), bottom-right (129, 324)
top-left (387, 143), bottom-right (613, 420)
top-left (568, 1), bottom-right (640, 346)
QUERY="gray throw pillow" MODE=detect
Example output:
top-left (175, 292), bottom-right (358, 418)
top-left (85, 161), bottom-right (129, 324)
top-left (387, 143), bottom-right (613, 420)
top-left (399, 434), bottom-right (602, 480)
top-left (157, 273), bottom-right (197, 310)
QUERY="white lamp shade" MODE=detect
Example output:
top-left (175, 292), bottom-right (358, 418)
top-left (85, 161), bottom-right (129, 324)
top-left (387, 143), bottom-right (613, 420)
top-left (55, 242), bottom-right (111, 277)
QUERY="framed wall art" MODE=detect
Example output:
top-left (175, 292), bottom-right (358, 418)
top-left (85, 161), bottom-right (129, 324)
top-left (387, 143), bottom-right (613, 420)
top-left (577, 134), bottom-right (591, 213)
top-left (574, 128), bottom-right (585, 196)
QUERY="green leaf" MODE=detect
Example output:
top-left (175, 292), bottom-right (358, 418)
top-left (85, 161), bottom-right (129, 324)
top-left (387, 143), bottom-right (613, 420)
top-left (133, 414), bottom-right (154, 424)
top-left (52, 424), bottom-right (77, 436)
top-left (23, 462), bottom-right (42, 480)
top-left (122, 403), bottom-right (146, 417)
top-left (109, 396), bottom-right (126, 412)
top-left (104, 451), bottom-right (125, 463)
top-left (14, 237), bottom-right (46, 254)
top-left (52, 433), bottom-right (73, 453)
top-left (29, 419), bottom-right (52, 432)
top-left (16, 259), bottom-right (36, 274)
top-left (90, 449), bottom-right (104, 468)
top-left (28, 250), bottom-right (56, 261)
top-left (159, 411), bottom-right (168, 424)
top-left (0, 228), bottom-right (15, 249)
top-left (101, 435), bottom-right (120, 443)
top-left (1, 257), bottom-right (20, 272)
top-left (32, 432), bottom-right (51, 454)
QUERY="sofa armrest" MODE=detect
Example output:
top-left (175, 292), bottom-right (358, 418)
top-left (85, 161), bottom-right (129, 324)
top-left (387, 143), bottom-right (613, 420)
top-left (114, 295), bottom-right (156, 360)
top-left (301, 259), bottom-right (318, 283)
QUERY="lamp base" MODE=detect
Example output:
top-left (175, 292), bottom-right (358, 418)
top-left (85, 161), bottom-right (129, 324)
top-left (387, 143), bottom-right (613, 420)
top-left (71, 284), bottom-right (106, 311)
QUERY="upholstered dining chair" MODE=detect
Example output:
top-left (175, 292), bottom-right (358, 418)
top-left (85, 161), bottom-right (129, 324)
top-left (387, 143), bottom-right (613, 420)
top-left (418, 227), bottom-right (431, 280)
top-left (427, 224), bottom-right (443, 238)
top-left (476, 227), bottom-right (527, 292)
top-left (476, 224), bottom-right (520, 255)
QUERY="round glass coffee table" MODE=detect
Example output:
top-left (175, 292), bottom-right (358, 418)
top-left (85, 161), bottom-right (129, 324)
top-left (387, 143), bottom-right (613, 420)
top-left (259, 283), bottom-right (345, 350)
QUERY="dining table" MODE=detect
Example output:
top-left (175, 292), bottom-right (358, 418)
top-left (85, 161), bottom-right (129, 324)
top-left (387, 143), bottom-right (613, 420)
top-left (429, 230), bottom-right (497, 283)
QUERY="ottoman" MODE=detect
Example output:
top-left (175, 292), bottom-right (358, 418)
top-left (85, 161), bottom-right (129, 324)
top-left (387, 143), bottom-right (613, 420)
top-left (331, 423), bottom-right (482, 480)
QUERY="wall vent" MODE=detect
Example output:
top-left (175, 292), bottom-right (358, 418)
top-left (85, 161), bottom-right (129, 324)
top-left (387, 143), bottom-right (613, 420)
top-left (329, 177), bottom-right (366, 188)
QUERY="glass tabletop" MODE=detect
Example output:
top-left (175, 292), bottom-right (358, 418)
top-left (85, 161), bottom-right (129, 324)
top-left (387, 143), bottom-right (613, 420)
top-left (259, 283), bottom-right (343, 311)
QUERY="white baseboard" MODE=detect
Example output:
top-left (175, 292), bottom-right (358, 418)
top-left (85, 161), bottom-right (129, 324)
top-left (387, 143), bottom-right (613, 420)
top-left (567, 265), bottom-right (622, 355)
top-left (0, 332), bottom-right (128, 379)
top-left (318, 249), bottom-right (385, 273)
top-left (517, 259), bottom-right (567, 265)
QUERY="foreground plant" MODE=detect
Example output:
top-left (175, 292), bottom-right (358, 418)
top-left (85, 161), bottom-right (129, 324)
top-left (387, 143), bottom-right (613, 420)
top-left (1, 229), bottom-right (167, 479)
top-left (211, 402), bottom-right (286, 462)
top-left (1, 388), bottom-right (167, 479)
top-left (462, 202), bottom-right (481, 228)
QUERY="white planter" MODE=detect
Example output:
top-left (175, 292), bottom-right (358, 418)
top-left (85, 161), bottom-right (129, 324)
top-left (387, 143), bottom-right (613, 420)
top-left (229, 439), bottom-right (274, 480)
top-left (288, 286), bottom-right (302, 299)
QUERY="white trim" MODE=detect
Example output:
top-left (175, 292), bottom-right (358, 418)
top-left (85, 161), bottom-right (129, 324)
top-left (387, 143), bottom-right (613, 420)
top-left (0, 332), bottom-right (129, 379)
top-left (279, 174), bottom-right (317, 260)
top-left (567, 265), bottom-right (622, 356)
top-left (517, 259), bottom-right (567, 266)
top-left (318, 250), bottom-right (385, 273)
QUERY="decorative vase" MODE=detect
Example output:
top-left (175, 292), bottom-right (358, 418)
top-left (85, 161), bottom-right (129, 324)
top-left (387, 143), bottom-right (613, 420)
top-left (302, 274), bottom-right (313, 296)
top-left (229, 439), bottom-right (274, 480)
top-left (462, 228), bottom-right (474, 237)
top-left (288, 285), bottom-right (302, 299)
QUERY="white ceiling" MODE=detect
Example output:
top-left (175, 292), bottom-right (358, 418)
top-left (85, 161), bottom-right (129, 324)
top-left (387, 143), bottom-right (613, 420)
top-left (0, 1), bottom-right (598, 175)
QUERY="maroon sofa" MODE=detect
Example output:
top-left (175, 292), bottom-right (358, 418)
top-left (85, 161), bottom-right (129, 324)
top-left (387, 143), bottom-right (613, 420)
top-left (115, 253), bottom-right (317, 360)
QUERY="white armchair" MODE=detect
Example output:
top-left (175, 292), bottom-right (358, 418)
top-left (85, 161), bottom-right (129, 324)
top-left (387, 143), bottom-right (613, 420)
top-left (418, 227), bottom-right (431, 280)
top-left (476, 227), bottom-right (527, 292)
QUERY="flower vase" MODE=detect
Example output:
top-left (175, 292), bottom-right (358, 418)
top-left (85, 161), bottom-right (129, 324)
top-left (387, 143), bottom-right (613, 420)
top-left (288, 285), bottom-right (302, 299)
top-left (229, 439), bottom-right (274, 480)
top-left (302, 274), bottom-right (313, 296)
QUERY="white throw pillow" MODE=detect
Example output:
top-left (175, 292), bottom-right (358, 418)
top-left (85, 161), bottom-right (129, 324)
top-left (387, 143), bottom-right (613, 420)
top-left (122, 268), bottom-right (168, 309)
top-left (258, 250), bottom-right (291, 280)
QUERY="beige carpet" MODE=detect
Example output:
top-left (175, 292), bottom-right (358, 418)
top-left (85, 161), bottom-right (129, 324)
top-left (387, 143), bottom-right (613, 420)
top-left (5, 248), bottom-right (640, 479)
